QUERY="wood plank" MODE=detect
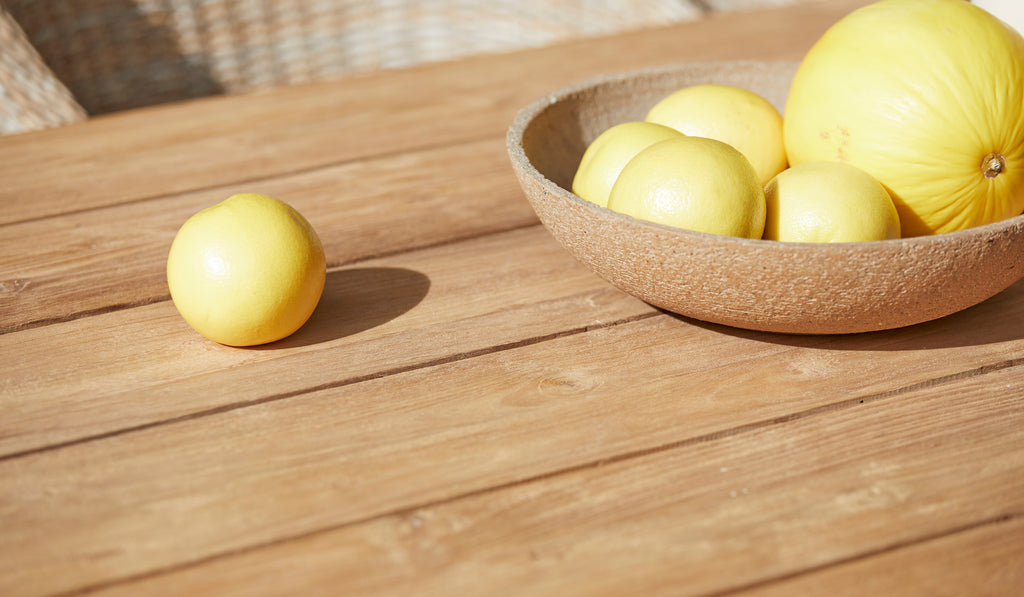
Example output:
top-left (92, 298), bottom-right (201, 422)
top-left (730, 516), bottom-right (1024, 596)
top-left (2, 290), bottom-right (1022, 595)
top-left (5, 4), bottom-right (1007, 596)
top-left (3, 216), bottom-right (1023, 458)
top-left (0, 0), bottom-right (872, 224)
top-left (0, 138), bottom-right (534, 333)
top-left (0, 226), bottom-right (655, 457)
top-left (36, 359), bottom-right (1024, 597)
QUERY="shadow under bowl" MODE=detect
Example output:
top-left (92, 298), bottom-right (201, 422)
top-left (506, 61), bottom-right (1024, 335)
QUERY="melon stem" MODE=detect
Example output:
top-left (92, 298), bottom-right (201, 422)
top-left (982, 153), bottom-right (1006, 179)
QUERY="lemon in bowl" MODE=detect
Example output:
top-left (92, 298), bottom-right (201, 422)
top-left (607, 136), bottom-right (766, 239)
top-left (763, 161), bottom-right (901, 243)
top-left (645, 83), bottom-right (787, 186)
top-left (571, 121), bottom-right (683, 208)
top-left (506, 61), bottom-right (1024, 334)
top-left (167, 193), bottom-right (327, 346)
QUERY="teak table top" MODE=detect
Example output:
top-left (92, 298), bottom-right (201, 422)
top-left (2, 0), bottom-right (1022, 595)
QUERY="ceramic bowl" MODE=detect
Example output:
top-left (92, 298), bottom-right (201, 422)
top-left (506, 61), bottom-right (1024, 334)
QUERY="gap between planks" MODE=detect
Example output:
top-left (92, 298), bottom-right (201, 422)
top-left (0, 134), bottom-right (497, 229)
top-left (0, 132), bottom-right (526, 336)
top-left (0, 217), bottom-right (542, 337)
top-left (39, 358), bottom-right (1024, 597)
top-left (706, 512), bottom-right (1023, 597)
top-left (4, 287), bottom-right (1022, 463)
top-left (0, 308), bottom-right (662, 463)
top-left (0, 0), bottom-right (869, 224)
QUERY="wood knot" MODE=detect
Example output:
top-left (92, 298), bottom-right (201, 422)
top-left (0, 279), bottom-right (29, 293)
top-left (537, 373), bottom-right (598, 396)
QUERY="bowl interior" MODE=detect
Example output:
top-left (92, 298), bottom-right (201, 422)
top-left (507, 61), bottom-right (1024, 335)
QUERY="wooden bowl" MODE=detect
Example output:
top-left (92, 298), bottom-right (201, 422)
top-left (506, 61), bottom-right (1024, 335)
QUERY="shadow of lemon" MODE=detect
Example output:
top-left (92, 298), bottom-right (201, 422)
top-left (255, 267), bottom-right (430, 349)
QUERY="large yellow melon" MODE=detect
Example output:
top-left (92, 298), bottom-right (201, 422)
top-left (783, 0), bottom-right (1024, 236)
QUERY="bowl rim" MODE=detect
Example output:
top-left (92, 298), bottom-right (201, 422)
top-left (506, 60), bottom-right (1024, 251)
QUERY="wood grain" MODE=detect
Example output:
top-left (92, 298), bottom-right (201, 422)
top-left (0, 0), bottom-right (873, 225)
top-left (0, 226), bottom-right (654, 456)
top-left (3, 216), bottom-right (1023, 456)
top-left (2, 286), bottom-right (1022, 595)
top-left (0, 138), bottom-right (532, 333)
top-left (730, 516), bottom-right (1024, 596)
top-left (4, 2), bottom-right (1016, 596)
top-left (67, 363), bottom-right (1024, 597)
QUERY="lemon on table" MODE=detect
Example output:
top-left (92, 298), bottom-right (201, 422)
top-left (572, 121), bottom-right (683, 207)
top-left (645, 84), bottom-right (787, 185)
top-left (606, 136), bottom-right (766, 238)
top-left (783, 0), bottom-right (1024, 236)
top-left (763, 162), bottom-right (901, 243)
top-left (166, 193), bottom-right (327, 346)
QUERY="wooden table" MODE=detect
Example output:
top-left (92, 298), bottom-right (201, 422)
top-left (3, 0), bottom-right (1022, 594)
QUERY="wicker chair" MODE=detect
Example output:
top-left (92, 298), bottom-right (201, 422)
top-left (0, 0), bottom-right (802, 135)
top-left (1, 5), bottom-right (87, 134)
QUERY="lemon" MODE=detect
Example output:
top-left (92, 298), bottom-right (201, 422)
top-left (572, 121), bottom-right (684, 207)
top-left (645, 84), bottom-right (787, 185)
top-left (784, 0), bottom-right (1024, 236)
top-left (607, 136), bottom-right (766, 238)
top-left (166, 193), bottom-right (327, 346)
top-left (763, 162), bottom-right (901, 243)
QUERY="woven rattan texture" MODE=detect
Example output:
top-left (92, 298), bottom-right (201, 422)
top-left (4, 0), bottom-right (703, 116)
top-left (1, 0), bottom-right (807, 134)
top-left (0, 6), bottom-right (86, 135)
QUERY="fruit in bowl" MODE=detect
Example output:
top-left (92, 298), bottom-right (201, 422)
top-left (763, 161), bottom-right (901, 243)
top-left (784, 0), bottom-right (1024, 237)
top-left (572, 121), bottom-right (682, 208)
top-left (607, 136), bottom-right (767, 240)
top-left (506, 0), bottom-right (1024, 334)
top-left (575, 0), bottom-right (1023, 242)
top-left (645, 83), bottom-right (788, 186)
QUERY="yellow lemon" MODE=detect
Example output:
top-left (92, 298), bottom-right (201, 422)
top-left (607, 136), bottom-right (766, 238)
top-left (763, 162), bottom-right (901, 243)
top-left (645, 84), bottom-right (787, 185)
top-left (784, 0), bottom-right (1024, 236)
top-left (167, 193), bottom-right (327, 346)
top-left (572, 121), bottom-right (683, 207)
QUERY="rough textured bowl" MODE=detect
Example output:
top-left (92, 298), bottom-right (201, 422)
top-left (507, 61), bottom-right (1024, 335)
